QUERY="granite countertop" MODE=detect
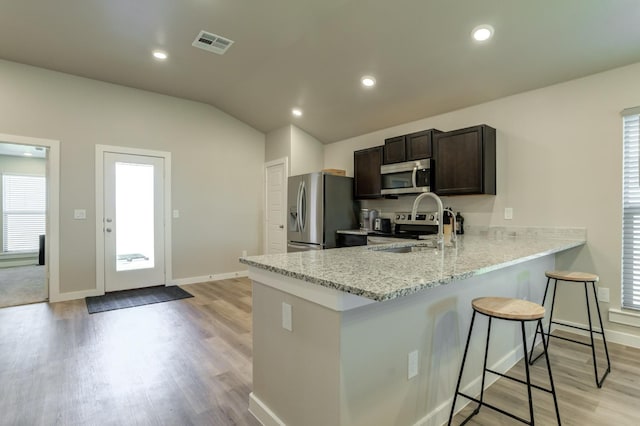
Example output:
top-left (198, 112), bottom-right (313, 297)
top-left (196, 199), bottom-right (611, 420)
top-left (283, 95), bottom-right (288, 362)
top-left (239, 232), bottom-right (585, 302)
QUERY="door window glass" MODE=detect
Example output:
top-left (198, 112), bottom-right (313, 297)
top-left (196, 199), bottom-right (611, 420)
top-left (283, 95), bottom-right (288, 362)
top-left (115, 162), bottom-right (155, 271)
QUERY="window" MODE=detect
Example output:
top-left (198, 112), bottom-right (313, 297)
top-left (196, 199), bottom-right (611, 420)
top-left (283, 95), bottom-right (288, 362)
top-left (622, 107), bottom-right (640, 310)
top-left (2, 174), bottom-right (46, 252)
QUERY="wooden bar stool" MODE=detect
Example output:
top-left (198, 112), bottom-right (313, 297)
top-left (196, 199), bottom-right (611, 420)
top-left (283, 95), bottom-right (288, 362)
top-left (528, 271), bottom-right (611, 388)
top-left (448, 297), bottom-right (561, 425)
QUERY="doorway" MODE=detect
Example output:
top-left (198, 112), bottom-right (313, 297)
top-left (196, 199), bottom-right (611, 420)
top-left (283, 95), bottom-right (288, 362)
top-left (264, 158), bottom-right (288, 254)
top-left (0, 133), bottom-right (60, 304)
top-left (96, 146), bottom-right (172, 294)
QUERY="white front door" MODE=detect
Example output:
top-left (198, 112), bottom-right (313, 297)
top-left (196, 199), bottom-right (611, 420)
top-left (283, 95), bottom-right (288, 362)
top-left (265, 158), bottom-right (287, 254)
top-left (103, 152), bottom-right (165, 292)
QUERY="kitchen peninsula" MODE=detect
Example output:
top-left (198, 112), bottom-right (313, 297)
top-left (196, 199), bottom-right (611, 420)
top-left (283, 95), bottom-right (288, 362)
top-left (240, 229), bottom-right (585, 426)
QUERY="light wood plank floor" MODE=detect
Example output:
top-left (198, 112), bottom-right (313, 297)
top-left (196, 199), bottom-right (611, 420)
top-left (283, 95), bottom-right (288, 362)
top-left (0, 278), bottom-right (259, 426)
top-left (451, 329), bottom-right (638, 425)
top-left (1, 277), bottom-right (638, 425)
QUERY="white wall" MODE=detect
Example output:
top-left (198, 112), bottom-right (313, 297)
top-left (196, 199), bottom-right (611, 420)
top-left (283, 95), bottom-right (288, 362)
top-left (325, 61), bottom-right (640, 341)
top-left (265, 125), bottom-right (291, 164)
top-left (0, 59), bottom-right (265, 295)
top-left (265, 125), bottom-right (324, 176)
top-left (290, 125), bottom-right (323, 176)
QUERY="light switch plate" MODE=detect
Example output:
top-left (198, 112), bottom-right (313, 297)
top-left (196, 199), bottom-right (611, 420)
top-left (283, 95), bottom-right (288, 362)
top-left (504, 207), bottom-right (513, 220)
top-left (597, 287), bottom-right (610, 303)
top-left (408, 350), bottom-right (418, 379)
top-left (282, 302), bottom-right (292, 331)
top-left (74, 209), bottom-right (86, 220)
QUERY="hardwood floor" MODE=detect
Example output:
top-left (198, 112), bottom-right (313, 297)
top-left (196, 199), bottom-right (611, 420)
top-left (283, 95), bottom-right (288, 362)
top-left (0, 278), bottom-right (258, 426)
top-left (1, 277), bottom-right (639, 425)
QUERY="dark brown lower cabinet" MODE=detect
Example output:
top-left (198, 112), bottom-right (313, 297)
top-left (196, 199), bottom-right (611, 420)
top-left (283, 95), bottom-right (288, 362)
top-left (354, 146), bottom-right (383, 199)
top-left (433, 125), bottom-right (496, 195)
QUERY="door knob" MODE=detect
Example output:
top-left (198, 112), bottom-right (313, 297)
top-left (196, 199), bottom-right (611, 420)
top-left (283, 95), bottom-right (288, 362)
top-left (105, 227), bottom-right (112, 233)
top-left (279, 225), bottom-right (284, 229)
top-left (106, 218), bottom-right (113, 223)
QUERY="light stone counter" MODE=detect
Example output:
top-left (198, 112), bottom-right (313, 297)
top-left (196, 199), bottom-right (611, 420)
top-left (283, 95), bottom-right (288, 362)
top-left (240, 232), bottom-right (586, 302)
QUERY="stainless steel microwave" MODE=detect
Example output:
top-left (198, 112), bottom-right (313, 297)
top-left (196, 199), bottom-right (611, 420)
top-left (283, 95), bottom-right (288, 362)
top-left (380, 159), bottom-right (431, 195)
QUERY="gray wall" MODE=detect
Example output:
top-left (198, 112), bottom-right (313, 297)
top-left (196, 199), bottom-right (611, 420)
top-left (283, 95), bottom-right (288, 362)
top-left (0, 59), bottom-right (265, 294)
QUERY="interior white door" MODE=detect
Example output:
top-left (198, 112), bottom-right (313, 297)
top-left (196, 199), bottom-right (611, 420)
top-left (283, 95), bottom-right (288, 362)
top-left (104, 152), bottom-right (165, 292)
top-left (265, 160), bottom-right (287, 254)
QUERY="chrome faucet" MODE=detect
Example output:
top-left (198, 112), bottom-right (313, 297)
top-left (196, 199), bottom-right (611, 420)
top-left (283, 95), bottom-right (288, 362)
top-left (411, 192), bottom-right (445, 249)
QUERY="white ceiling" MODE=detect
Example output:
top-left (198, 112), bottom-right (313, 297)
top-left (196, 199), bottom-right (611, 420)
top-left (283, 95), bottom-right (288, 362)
top-left (1, 0), bottom-right (640, 143)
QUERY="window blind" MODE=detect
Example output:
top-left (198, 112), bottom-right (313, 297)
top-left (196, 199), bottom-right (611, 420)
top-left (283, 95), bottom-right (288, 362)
top-left (622, 110), bottom-right (640, 310)
top-left (2, 174), bottom-right (46, 252)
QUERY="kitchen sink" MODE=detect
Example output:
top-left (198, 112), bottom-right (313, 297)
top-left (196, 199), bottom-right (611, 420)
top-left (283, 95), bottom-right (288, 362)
top-left (370, 242), bottom-right (438, 253)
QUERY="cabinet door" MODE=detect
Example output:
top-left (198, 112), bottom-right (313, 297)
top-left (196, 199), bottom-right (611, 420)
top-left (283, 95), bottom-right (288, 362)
top-left (434, 126), bottom-right (487, 195)
top-left (383, 136), bottom-right (406, 164)
top-left (354, 146), bottom-right (383, 199)
top-left (406, 129), bottom-right (434, 160)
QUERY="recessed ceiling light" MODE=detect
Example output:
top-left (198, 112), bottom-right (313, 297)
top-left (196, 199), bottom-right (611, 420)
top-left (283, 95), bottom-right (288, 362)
top-left (292, 108), bottom-right (303, 117)
top-left (472, 25), bottom-right (494, 42)
top-left (153, 50), bottom-right (168, 60)
top-left (361, 76), bottom-right (376, 87)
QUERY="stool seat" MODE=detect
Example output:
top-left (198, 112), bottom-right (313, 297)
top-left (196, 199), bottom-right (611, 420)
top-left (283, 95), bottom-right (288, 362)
top-left (472, 297), bottom-right (545, 321)
top-left (545, 270), bottom-right (599, 282)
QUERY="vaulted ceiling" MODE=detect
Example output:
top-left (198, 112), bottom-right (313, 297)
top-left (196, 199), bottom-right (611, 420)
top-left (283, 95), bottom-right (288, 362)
top-left (1, 0), bottom-right (640, 143)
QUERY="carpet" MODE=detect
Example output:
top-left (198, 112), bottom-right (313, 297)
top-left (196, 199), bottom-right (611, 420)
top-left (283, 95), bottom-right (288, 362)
top-left (0, 265), bottom-right (47, 308)
top-left (86, 285), bottom-right (193, 314)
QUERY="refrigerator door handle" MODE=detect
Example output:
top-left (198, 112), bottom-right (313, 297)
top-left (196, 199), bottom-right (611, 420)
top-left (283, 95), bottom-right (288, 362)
top-left (299, 180), bottom-right (306, 231)
top-left (296, 181), bottom-right (303, 231)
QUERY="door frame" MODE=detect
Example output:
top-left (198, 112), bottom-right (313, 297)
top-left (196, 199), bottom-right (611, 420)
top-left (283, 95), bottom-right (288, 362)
top-left (263, 157), bottom-right (288, 254)
top-left (0, 133), bottom-right (60, 302)
top-left (95, 145), bottom-right (172, 295)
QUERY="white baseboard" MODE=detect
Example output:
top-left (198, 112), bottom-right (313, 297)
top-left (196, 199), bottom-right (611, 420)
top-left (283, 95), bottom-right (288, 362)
top-left (553, 318), bottom-right (640, 349)
top-left (173, 270), bottom-right (248, 286)
top-left (49, 288), bottom-right (102, 303)
top-left (413, 343), bottom-right (523, 426)
top-left (249, 392), bottom-right (285, 426)
top-left (49, 271), bottom-right (249, 303)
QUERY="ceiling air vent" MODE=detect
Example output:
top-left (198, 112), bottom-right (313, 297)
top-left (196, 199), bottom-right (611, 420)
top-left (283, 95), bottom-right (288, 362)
top-left (192, 30), bottom-right (234, 55)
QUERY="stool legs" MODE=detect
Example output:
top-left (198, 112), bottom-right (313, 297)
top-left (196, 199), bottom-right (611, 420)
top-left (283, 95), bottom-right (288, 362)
top-left (448, 311), bottom-right (478, 425)
top-left (449, 315), bottom-right (561, 425)
top-left (585, 281), bottom-right (612, 387)
top-left (529, 278), bottom-right (611, 387)
top-left (529, 277), bottom-right (554, 363)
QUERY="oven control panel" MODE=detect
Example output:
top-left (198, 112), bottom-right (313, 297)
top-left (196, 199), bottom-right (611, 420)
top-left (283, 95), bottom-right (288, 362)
top-left (394, 211), bottom-right (439, 225)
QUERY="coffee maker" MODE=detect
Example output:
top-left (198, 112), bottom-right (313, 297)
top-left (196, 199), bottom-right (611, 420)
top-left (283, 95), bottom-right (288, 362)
top-left (359, 208), bottom-right (379, 231)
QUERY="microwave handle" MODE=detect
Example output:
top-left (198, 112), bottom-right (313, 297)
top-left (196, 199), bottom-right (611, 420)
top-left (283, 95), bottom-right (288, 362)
top-left (411, 166), bottom-right (417, 188)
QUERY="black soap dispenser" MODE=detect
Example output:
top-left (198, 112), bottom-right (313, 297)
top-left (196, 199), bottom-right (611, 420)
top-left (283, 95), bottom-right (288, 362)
top-left (455, 212), bottom-right (464, 235)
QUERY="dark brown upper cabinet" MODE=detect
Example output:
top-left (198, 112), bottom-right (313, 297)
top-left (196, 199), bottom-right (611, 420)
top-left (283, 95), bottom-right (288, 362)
top-left (433, 125), bottom-right (496, 196)
top-left (383, 129), bottom-right (441, 164)
top-left (353, 146), bottom-right (383, 199)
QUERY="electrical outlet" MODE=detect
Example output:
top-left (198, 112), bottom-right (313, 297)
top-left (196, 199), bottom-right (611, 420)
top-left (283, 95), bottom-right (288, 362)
top-left (408, 350), bottom-right (418, 379)
top-left (597, 287), bottom-right (610, 303)
top-left (504, 207), bottom-right (513, 220)
top-left (74, 209), bottom-right (86, 220)
top-left (172, 209), bottom-right (180, 218)
top-left (282, 302), bottom-right (292, 331)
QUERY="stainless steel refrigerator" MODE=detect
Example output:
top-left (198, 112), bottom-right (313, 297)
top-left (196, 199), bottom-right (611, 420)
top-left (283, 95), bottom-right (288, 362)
top-left (287, 172), bottom-right (357, 252)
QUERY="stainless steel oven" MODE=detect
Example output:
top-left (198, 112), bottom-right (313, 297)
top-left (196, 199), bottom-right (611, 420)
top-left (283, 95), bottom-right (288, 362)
top-left (380, 159), bottom-right (431, 195)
